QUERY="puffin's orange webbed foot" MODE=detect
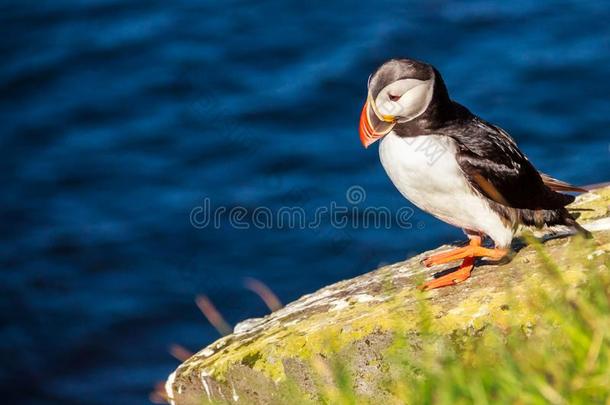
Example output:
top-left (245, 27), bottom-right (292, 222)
top-left (419, 256), bottom-right (475, 290)
top-left (422, 236), bottom-right (507, 267)
top-left (422, 244), bottom-right (471, 267)
top-left (419, 236), bottom-right (508, 291)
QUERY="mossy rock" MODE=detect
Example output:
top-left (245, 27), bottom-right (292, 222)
top-left (165, 187), bottom-right (610, 404)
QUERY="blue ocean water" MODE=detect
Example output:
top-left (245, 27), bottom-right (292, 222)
top-left (1, 0), bottom-right (609, 403)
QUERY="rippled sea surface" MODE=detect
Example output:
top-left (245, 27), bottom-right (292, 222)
top-left (2, 1), bottom-right (609, 403)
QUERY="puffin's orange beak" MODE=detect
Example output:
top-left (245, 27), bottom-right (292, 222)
top-left (359, 97), bottom-right (396, 148)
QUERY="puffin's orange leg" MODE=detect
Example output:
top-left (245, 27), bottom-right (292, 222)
top-left (419, 236), bottom-right (508, 291)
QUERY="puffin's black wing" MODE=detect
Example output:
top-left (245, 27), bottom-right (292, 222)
top-left (449, 117), bottom-right (574, 210)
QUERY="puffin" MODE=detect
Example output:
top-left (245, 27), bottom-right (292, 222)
top-left (359, 58), bottom-right (589, 290)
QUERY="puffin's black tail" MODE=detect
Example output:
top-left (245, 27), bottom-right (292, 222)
top-left (540, 173), bottom-right (589, 193)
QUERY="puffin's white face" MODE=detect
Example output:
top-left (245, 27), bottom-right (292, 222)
top-left (373, 78), bottom-right (435, 123)
top-left (359, 59), bottom-right (437, 148)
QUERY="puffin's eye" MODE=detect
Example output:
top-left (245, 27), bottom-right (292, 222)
top-left (388, 93), bottom-right (400, 102)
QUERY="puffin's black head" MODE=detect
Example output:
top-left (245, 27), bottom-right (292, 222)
top-left (359, 58), bottom-right (442, 148)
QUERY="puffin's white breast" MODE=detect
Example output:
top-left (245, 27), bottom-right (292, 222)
top-left (379, 131), bottom-right (513, 247)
